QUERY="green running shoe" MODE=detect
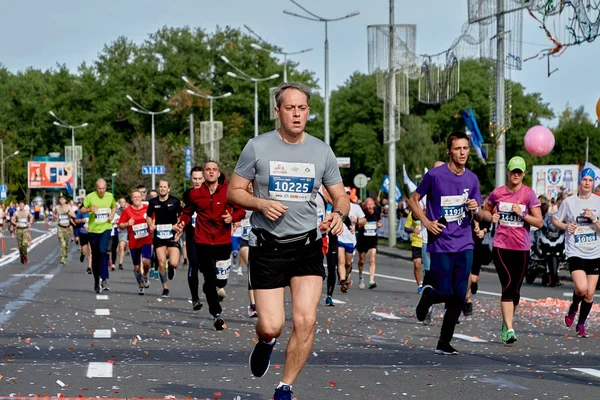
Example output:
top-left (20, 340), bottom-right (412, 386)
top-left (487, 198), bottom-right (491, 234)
top-left (501, 321), bottom-right (508, 342)
top-left (505, 329), bottom-right (517, 344)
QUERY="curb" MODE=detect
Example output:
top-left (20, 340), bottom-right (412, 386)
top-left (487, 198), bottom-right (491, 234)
top-left (377, 247), bottom-right (574, 283)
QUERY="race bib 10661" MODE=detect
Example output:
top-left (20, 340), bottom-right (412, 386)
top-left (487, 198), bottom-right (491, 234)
top-left (268, 161), bottom-right (315, 202)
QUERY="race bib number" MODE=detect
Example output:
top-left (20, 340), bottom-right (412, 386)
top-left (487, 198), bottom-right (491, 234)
top-left (364, 221), bottom-right (378, 237)
top-left (268, 161), bottom-right (315, 202)
top-left (95, 208), bottom-right (111, 223)
top-left (317, 207), bottom-right (325, 225)
top-left (58, 214), bottom-right (70, 226)
top-left (241, 219), bottom-right (252, 240)
top-left (498, 202), bottom-right (526, 227)
top-left (132, 223), bottom-right (149, 239)
top-left (216, 259), bottom-right (231, 280)
top-left (574, 225), bottom-right (597, 247)
top-left (440, 195), bottom-right (467, 222)
top-left (18, 218), bottom-right (27, 228)
top-left (156, 224), bottom-right (173, 240)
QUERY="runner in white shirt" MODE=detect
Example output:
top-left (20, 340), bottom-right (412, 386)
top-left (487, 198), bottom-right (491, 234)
top-left (553, 168), bottom-right (600, 338)
top-left (338, 187), bottom-right (366, 293)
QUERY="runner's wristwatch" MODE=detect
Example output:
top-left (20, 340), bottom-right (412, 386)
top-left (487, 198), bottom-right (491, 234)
top-left (333, 210), bottom-right (345, 219)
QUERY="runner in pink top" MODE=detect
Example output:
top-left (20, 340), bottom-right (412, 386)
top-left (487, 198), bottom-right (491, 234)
top-left (484, 156), bottom-right (543, 344)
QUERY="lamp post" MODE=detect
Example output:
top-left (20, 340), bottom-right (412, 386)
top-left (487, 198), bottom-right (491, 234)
top-left (49, 112), bottom-right (88, 194)
top-left (182, 77), bottom-right (232, 160)
top-left (126, 95), bottom-right (170, 190)
top-left (283, 0), bottom-right (359, 146)
top-left (244, 25), bottom-right (313, 83)
top-left (220, 56), bottom-right (279, 137)
top-left (111, 172), bottom-right (117, 195)
top-left (1, 140), bottom-right (19, 186)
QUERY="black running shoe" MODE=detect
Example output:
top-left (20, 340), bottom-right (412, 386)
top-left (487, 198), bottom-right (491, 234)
top-left (416, 285), bottom-right (434, 321)
top-left (273, 385), bottom-right (293, 400)
top-left (435, 340), bottom-right (458, 355)
top-left (86, 268), bottom-right (92, 274)
top-left (80, 254), bottom-right (85, 263)
top-left (214, 314), bottom-right (225, 331)
top-left (249, 338), bottom-right (276, 377)
top-left (118, 264), bottom-right (123, 270)
top-left (94, 283), bottom-right (101, 294)
top-left (463, 302), bottom-right (473, 317)
top-left (471, 281), bottom-right (478, 295)
top-left (192, 300), bottom-right (202, 311)
top-left (161, 288), bottom-right (170, 298)
top-left (168, 266), bottom-right (175, 280)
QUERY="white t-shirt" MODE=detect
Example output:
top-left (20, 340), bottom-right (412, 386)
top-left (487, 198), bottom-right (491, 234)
top-left (554, 194), bottom-right (600, 259)
top-left (339, 203), bottom-right (366, 245)
top-left (419, 196), bottom-right (428, 244)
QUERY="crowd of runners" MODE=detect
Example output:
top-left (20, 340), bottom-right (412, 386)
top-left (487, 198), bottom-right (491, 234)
top-left (1, 82), bottom-right (597, 400)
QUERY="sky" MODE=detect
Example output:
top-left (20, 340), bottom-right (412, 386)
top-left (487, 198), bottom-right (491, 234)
top-left (1, 0), bottom-right (599, 126)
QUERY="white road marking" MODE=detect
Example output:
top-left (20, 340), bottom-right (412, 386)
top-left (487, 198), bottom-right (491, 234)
top-left (0, 230), bottom-right (56, 267)
top-left (332, 298), bottom-right (346, 304)
top-left (563, 292), bottom-right (600, 298)
top-left (571, 368), bottom-right (600, 378)
top-left (95, 309), bottom-right (110, 316)
top-left (96, 295), bottom-right (109, 300)
top-left (360, 271), bottom-right (537, 301)
top-left (93, 329), bottom-right (112, 339)
top-left (453, 333), bottom-right (488, 343)
top-left (10, 274), bottom-right (53, 278)
top-left (372, 312), bottom-right (402, 320)
top-left (86, 362), bottom-right (113, 378)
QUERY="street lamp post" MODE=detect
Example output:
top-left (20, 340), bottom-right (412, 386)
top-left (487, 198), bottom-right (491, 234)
top-left (49, 111), bottom-right (88, 195)
top-left (245, 25), bottom-right (313, 83)
top-left (126, 95), bottom-right (170, 190)
top-left (1, 140), bottom-right (20, 186)
top-left (182, 77), bottom-right (232, 160)
top-left (111, 172), bottom-right (117, 195)
top-left (283, 0), bottom-right (359, 146)
top-left (220, 56), bottom-right (279, 138)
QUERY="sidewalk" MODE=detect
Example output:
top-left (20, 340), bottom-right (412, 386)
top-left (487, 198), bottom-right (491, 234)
top-left (377, 245), bottom-right (573, 283)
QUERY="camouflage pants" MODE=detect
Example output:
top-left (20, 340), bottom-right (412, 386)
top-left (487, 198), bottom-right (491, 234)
top-left (58, 226), bottom-right (71, 258)
top-left (17, 229), bottom-right (28, 257)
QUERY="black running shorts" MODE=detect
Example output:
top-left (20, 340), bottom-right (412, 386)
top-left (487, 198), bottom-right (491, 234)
top-left (568, 256), bottom-right (600, 275)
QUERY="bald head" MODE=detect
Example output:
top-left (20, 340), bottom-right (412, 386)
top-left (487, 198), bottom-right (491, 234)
top-left (364, 197), bottom-right (375, 214)
top-left (96, 178), bottom-right (107, 197)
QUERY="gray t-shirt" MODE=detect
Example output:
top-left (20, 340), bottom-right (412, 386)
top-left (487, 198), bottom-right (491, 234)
top-left (234, 130), bottom-right (342, 238)
top-left (554, 194), bottom-right (600, 259)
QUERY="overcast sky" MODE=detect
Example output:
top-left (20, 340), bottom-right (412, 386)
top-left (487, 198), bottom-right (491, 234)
top-left (1, 0), bottom-right (598, 126)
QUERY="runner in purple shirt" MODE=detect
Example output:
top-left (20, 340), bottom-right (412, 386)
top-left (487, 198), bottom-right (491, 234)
top-left (409, 131), bottom-right (491, 355)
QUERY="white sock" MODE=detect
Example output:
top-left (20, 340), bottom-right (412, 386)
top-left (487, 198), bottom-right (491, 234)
top-left (277, 381), bottom-right (292, 389)
top-left (262, 338), bottom-right (276, 345)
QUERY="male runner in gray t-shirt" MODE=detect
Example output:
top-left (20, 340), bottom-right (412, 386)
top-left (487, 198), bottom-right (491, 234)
top-left (228, 81), bottom-right (349, 400)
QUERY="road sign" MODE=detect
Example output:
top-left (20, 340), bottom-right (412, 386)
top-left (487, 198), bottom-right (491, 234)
top-left (336, 157), bottom-right (351, 168)
top-left (353, 174), bottom-right (369, 189)
top-left (142, 165), bottom-right (165, 175)
top-left (0, 191), bottom-right (6, 201)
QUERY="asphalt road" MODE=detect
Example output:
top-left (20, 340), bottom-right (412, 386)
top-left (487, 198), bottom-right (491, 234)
top-left (0, 224), bottom-right (599, 400)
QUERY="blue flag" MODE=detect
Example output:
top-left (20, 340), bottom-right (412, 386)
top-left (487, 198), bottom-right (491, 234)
top-left (461, 108), bottom-right (487, 164)
top-left (65, 182), bottom-right (73, 196)
top-left (380, 174), bottom-right (402, 202)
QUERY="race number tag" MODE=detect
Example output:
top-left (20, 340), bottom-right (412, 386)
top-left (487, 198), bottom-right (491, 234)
top-left (132, 223), bottom-right (149, 239)
top-left (574, 225), bottom-right (597, 247)
top-left (498, 202), bottom-right (526, 227)
top-left (58, 214), bottom-right (70, 226)
top-left (364, 221), bottom-right (378, 237)
top-left (216, 259), bottom-right (231, 280)
top-left (440, 195), bottom-right (467, 222)
top-left (95, 208), bottom-right (111, 223)
top-left (156, 224), bottom-right (173, 240)
top-left (18, 218), bottom-right (27, 228)
top-left (268, 161), bottom-right (315, 202)
top-left (241, 219), bottom-right (252, 240)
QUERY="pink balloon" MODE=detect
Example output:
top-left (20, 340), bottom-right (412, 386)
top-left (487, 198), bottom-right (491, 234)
top-left (524, 125), bottom-right (555, 157)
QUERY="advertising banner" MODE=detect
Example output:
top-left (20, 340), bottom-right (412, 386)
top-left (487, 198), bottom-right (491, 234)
top-left (531, 164), bottom-right (579, 200)
top-left (28, 161), bottom-right (74, 189)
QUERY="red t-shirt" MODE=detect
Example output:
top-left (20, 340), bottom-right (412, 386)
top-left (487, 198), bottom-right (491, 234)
top-left (118, 204), bottom-right (152, 249)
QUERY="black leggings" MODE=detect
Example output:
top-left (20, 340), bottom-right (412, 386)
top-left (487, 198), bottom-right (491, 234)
top-left (493, 247), bottom-right (528, 306)
top-left (110, 235), bottom-right (118, 265)
top-left (188, 243), bottom-right (230, 317)
top-left (326, 233), bottom-right (339, 297)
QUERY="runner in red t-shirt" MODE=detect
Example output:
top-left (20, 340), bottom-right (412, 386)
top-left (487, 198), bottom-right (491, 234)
top-left (118, 189), bottom-right (153, 295)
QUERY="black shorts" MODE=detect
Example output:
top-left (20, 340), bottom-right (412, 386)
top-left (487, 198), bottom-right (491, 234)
top-left (154, 238), bottom-right (180, 249)
top-left (568, 257), bottom-right (600, 275)
top-left (239, 238), bottom-right (249, 249)
top-left (356, 238), bottom-right (377, 253)
top-left (80, 234), bottom-right (89, 246)
top-left (411, 246), bottom-right (422, 260)
top-left (249, 229), bottom-right (325, 290)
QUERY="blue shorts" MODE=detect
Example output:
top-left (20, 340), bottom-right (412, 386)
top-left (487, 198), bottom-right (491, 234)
top-left (231, 235), bottom-right (242, 251)
top-left (338, 242), bottom-right (355, 254)
top-left (130, 244), bottom-right (152, 266)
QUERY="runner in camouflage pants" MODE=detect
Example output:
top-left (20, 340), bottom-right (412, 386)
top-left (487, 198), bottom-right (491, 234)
top-left (54, 196), bottom-right (75, 264)
top-left (11, 201), bottom-right (33, 264)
